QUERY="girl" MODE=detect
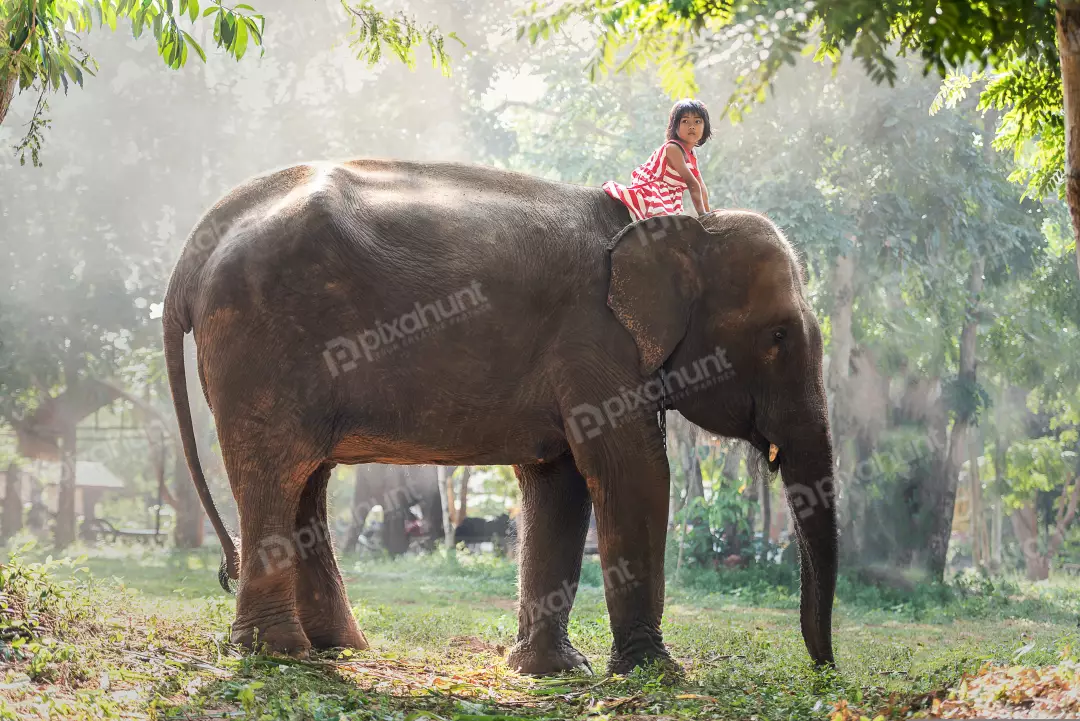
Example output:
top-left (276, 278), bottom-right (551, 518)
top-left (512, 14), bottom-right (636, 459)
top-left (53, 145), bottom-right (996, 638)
top-left (603, 98), bottom-right (712, 219)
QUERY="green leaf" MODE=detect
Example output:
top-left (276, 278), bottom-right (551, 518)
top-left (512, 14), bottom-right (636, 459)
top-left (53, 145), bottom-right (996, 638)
top-left (244, 17), bottom-right (262, 46)
top-left (233, 18), bottom-right (248, 59)
top-left (219, 13), bottom-right (235, 48)
top-left (180, 29), bottom-right (206, 61)
top-left (8, 26), bottom-right (29, 51)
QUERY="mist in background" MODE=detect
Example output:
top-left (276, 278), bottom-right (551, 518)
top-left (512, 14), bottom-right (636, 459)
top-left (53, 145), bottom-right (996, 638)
top-left (1, 0), bottom-right (1077, 583)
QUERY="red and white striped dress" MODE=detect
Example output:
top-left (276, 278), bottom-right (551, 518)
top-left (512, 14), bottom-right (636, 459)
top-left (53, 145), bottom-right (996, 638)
top-left (603, 140), bottom-right (702, 220)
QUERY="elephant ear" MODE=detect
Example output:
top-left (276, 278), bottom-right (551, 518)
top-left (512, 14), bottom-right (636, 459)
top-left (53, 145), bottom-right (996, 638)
top-left (607, 215), bottom-right (704, 376)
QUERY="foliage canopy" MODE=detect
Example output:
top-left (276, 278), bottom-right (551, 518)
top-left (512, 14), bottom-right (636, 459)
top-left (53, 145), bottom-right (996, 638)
top-left (0, 0), bottom-right (459, 164)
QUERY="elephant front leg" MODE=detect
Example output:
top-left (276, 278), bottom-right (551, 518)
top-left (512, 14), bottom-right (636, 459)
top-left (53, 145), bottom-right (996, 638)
top-left (507, 455), bottom-right (592, 675)
top-left (572, 422), bottom-right (676, 675)
top-left (294, 464), bottom-right (368, 651)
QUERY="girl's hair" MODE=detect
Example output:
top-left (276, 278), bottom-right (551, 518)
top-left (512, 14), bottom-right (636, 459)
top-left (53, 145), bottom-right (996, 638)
top-left (666, 98), bottom-right (712, 146)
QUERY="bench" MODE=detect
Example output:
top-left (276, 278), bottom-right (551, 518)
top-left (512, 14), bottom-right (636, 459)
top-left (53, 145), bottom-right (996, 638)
top-left (86, 518), bottom-right (167, 545)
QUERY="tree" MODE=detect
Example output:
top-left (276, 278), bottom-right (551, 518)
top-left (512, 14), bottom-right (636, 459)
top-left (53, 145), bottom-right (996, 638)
top-left (0, 0), bottom-right (458, 164)
top-left (522, 0), bottom-right (1080, 279)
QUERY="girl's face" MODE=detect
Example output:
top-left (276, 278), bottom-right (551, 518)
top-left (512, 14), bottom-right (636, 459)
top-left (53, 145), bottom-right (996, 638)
top-left (676, 112), bottom-right (705, 146)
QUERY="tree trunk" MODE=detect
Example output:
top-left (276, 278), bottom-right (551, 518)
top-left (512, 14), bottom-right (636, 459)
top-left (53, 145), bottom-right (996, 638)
top-left (55, 345), bottom-right (82, 549)
top-left (2, 462), bottom-right (22, 540)
top-left (970, 435), bottom-right (985, 569)
top-left (669, 415), bottom-right (704, 508)
top-left (55, 425), bottom-right (77, 549)
top-left (1010, 475), bottom-right (1080, 580)
top-left (1056, 1), bottom-right (1080, 280)
top-left (992, 434), bottom-right (1006, 571)
top-left (1011, 503), bottom-right (1049, 581)
top-left (445, 465), bottom-right (459, 526)
top-left (745, 469), bottom-right (758, 539)
top-left (928, 108), bottom-right (997, 576)
top-left (419, 467), bottom-right (445, 545)
top-left (827, 252), bottom-right (859, 559)
top-left (456, 467), bottom-right (470, 523)
top-left (925, 258), bottom-right (984, 580)
top-left (991, 500), bottom-right (1003, 571)
top-left (438, 465), bottom-right (456, 552)
top-left (760, 473), bottom-right (771, 548)
top-left (0, 70), bottom-right (15, 128)
top-left (344, 466), bottom-right (368, 553)
top-left (0, 10), bottom-right (18, 127)
top-left (685, 441), bottom-right (704, 502)
top-left (171, 438), bottom-right (205, 547)
top-left (827, 253), bottom-right (855, 417)
top-left (721, 440), bottom-right (742, 481)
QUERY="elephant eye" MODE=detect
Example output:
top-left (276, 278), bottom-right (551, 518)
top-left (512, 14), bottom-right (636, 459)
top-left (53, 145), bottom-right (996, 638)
top-left (773, 328), bottom-right (787, 343)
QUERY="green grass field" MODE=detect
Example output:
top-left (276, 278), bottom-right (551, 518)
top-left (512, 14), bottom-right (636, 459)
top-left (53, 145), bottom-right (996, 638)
top-left (3, 542), bottom-right (1080, 720)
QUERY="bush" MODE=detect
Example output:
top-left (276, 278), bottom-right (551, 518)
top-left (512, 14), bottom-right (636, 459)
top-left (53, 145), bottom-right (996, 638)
top-left (0, 547), bottom-right (91, 682)
top-left (669, 492), bottom-right (758, 569)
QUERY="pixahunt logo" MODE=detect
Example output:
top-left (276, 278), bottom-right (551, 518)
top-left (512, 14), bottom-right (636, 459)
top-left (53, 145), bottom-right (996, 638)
top-left (323, 282), bottom-right (490, 375)
top-left (566, 347), bottom-right (735, 443)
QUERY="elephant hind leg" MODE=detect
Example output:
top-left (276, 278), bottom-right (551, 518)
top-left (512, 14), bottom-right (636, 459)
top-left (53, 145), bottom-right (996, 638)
top-left (227, 452), bottom-right (312, 657)
top-left (507, 454), bottom-right (593, 675)
top-left (294, 463), bottom-right (368, 651)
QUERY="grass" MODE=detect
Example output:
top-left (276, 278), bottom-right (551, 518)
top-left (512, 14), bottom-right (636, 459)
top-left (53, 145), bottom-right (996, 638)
top-left (2, 541), bottom-right (1080, 720)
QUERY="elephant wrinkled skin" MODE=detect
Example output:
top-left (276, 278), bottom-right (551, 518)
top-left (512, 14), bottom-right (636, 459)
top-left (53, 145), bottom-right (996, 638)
top-left (163, 159), bottom-right (837, 675)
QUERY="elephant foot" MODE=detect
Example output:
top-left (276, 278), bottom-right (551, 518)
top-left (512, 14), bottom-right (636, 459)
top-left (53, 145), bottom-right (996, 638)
top-left (232, 615), bottom-right (311, 659)
top-left (300, 613), bottom-right (370, 652)
top-left (508, 637), bottom-right (591, 676)
top-left (608, 650), bottom-right (684, 679)
top-left (608, 629), bottom-right (681, 678)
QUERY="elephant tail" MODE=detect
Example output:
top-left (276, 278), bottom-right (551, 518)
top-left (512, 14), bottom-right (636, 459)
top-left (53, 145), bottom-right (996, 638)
top-left (163, 307), bottom-right (239, 594)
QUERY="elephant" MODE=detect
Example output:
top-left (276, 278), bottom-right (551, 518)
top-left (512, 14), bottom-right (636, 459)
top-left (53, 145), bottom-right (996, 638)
top-left (163, 159), bottom-right (837, 675)
top-left (342, 464), bottom-right (443, 555)
top-left (455, 513), bottom-right (511, 549)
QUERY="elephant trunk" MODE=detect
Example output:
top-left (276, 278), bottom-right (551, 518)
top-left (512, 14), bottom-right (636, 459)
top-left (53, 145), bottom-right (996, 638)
top-left (778, 425), bottom-right (837, 667)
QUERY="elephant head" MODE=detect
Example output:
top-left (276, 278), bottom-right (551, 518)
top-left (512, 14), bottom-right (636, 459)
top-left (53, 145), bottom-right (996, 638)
top-left (607, 210), bottom-right (837, 667)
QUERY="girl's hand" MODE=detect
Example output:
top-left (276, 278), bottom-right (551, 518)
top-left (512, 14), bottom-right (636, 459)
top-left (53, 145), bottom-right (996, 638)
top-left (666, 144), bottom-right (707, 214)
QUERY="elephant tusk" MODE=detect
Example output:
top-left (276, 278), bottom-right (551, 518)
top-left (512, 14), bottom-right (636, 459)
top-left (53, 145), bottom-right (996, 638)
top-left (768, 444), bottom-right (779, 463)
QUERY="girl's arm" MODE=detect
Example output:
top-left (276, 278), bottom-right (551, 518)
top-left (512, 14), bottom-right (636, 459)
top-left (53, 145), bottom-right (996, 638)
top-left (701, 180), bottom-right (711, 213)
top-left (665, 144), bottom-right (707, 215)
